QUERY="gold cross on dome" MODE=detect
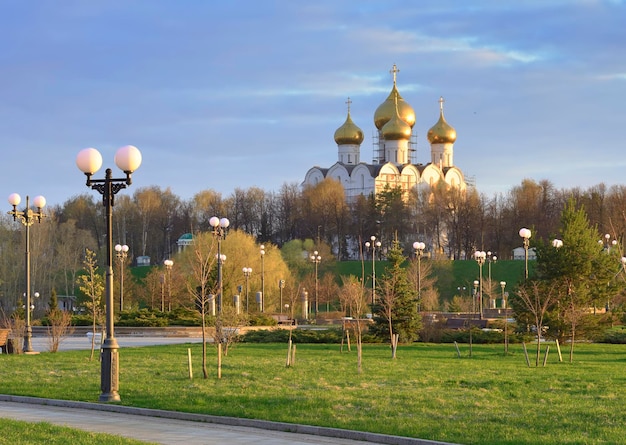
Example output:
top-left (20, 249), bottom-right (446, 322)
top-left (439, 96), bottom-right (445, 112)
top-left (390, 64), bottom-right (400, 85)
top-left (346, 97), bottom-right (352, 113)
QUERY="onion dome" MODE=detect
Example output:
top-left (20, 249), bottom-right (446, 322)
top-left (374, 64), bottom-right (415, 130)
top-left (427, 96), bottom-right (457, 144)
top-left (334, 107), bottom-right (364, 145)
top-left (374, 85), bottom-right (416, 130)
top-left (382, 93), bottom-right (412, 140)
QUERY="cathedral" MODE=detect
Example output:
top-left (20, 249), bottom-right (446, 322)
top-left (302, 65), bottom-right (467, 201)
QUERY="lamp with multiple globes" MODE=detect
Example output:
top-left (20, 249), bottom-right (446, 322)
top-left (209, 216), bottom-right (229, 313)
top-left (76, 144), bottom-right (142, 402)
top-left (7, 193), bottom-right (47, 354)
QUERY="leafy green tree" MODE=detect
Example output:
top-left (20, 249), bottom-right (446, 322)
top-left (370, 240), bottom-right (421, 345)
top-left (375, 184), bottom-right (411, 250)
top-left (532, 199), bottom-right (621, 362)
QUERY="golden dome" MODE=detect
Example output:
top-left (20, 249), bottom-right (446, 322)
top-left (334, 110), bottom-right (364, 145)
top-left (382, 93), bottom-right (412, 141)
top-left (427, 97), bottom-right (457, 144)
top-left (374, 85), bottom-right (416, 130)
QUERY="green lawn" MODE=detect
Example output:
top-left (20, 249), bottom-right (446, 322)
top-left (337, 259), bottom-right (532, 301)
top-left (1, 341), bottom-right (624, 445)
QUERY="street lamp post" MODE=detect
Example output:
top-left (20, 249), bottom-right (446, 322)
top-left (76, 144), bottom-right (142, 402)
top-left (310, 250), bottom-right (321, 318)
top-left (600, 233), bottom-right (617, 252)
top-left (474, 250), bottom-right (486, 320)
top-left (114, 244), bottom-right (129, 311)
top-left (164, 259), bottom-right (174, 311)
top-left (364, 236), bottom-right (381, 312)
top-left (473, 280), bottom-right (479, 318)
top-left (7, 193), bottom-right (47, 354)
top-left (260, 245), bottom-right (265, 308)
top-left (413, 241), bottom-right (425, 312)
top-left (500, 280), bottom-right (508, 353)
top-left (519, 228), bottom-right (532, 280)
top-left (242, 267), bottom-right (252, 312)
top-left (279, 279), bottom-right (285, 313)
top-left (210, 216), bottom-right (229, 313)
top-left (487, 252), bottom-right (496, 308)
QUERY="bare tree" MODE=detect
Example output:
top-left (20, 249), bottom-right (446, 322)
top-left (378, 273), bottom-right (400, 358)
top-left (339, 275), bottom-right (368, 374)
top-left (76, 248), bottom-right (104, 361)
top-left (46, 310), bottom-right (75, 353)
top-left (182, 231), bottom-right (217, 379)
top-left (514, 281), bottom-right (556, 366)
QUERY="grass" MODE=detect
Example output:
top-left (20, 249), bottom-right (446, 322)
top-left (0, 418), bottom-right (156, 445)
top-left (1, 341), bottom-right (625, 445)
top-left (336, 259), bottom-right (533, 301)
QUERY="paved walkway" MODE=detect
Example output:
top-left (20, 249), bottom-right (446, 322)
top-left (0, 396), bottom-right (456, 445)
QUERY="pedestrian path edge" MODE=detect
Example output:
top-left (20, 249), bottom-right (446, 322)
top-left (0, 394), bottom-right (459, 445)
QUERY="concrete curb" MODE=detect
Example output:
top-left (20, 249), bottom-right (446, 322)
top-left (0, 394), bottom-right (459, 445)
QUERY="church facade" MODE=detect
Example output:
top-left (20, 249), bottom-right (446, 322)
top-left (303, 65), bottom-right (467, 202)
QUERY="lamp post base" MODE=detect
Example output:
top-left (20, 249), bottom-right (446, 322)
top-left (23, 327), bottom-right (34, 354)
top-left (99, 338), bottom-right (121, 402)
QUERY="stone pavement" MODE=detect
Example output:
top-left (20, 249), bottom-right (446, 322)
top-left (0, 396), bottom-right (458, 445)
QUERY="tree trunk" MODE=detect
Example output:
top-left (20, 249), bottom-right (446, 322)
top-left (201, 316), bottom-right (208, 379)
top-left (569, 324), bottom-right (575, 363)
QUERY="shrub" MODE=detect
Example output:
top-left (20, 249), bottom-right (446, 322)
top-left (241, 327), bottom-right (343, 343)
top-left (248, 313), bottom-right (277, 327)
top-left (601, 329), bottom-right (626, 344)
top-left (117, 309), bottom-right (169, 327)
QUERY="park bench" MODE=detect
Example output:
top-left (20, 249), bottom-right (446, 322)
top-left (272, 315), bottom-right (296, 326)
top-left (0, 328), bottom-right (11, 354)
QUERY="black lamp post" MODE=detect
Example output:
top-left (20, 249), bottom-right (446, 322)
top-left (209, 216), bottom-right (229, 313)
top-left (365, 236), bottom-right (381, 312)
top-left (310, 250), bottom-right (321, 318)
top-left (279, 279), bottom-right (285, 313)
top-left (500, 280), bottom-right (508, 354)
top-left (114, 244), bottom-right (128, 311)
top-left (7, 193), bottom-right (46, 353)
top-left (519, 228), bottom-right (532, 280)
top-left (413, 241), bottom-right (425, 312)
top-left (76, 145), bottom-right (142, 403)
top-left (474, 250), bottom-right (486, 320)
top-left (164, 259), bottom-right (174, 311)
top-left (260, 244), bottom-right (265, 308)
top-left (242, 267), bottom-right (252, 312)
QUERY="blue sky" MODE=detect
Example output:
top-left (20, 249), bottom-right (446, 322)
top-left (2, 0), bottom-right (625, 207)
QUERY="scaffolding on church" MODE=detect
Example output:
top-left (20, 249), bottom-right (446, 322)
top-left (371, 131), bottom-right (418, 165)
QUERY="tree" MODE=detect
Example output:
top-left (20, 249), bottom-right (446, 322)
top-left (512, 280), bottom-right (557, 366)
top-left (370, 240), bottom-right (421, 346)
top-left (301, 178), bottom-right (348, 256)
top-left (338, 275), bottom-right (368, 373)
top-left (76, 248), bottom-right (104, 361)
top-left (533, 199), bottom-right (620, 362)
top-left (406, 252), bottom-right (439, 311)
top-left (45, 288), bottom-right (75, 353)
top-left (180, 231), bottom-right (217, 379)
top-left (374, 184), bottom-right (411, 250)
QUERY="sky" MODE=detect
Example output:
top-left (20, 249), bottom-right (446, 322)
top-left (1, 0), bottom-right (626, 208)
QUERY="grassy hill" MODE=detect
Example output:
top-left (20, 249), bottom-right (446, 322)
top-left (337, 258), bottom-right (534, 303)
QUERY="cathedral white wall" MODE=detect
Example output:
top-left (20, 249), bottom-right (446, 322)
top-left (338, 143), bottom-right (360, 165)
top-left (384, 139), bottom-right (409, 165)
top-left (430, 142), bottom-right (454, 168)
